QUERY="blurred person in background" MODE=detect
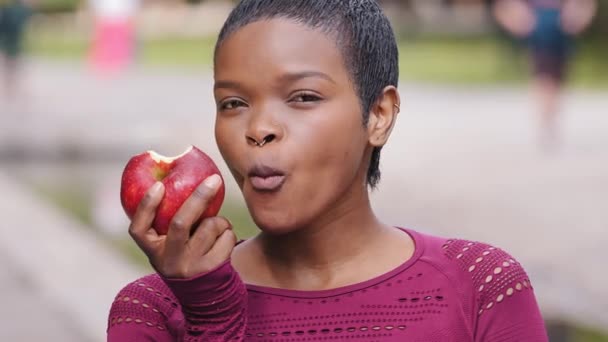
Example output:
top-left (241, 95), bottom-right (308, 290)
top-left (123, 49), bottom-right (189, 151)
top-left (0, 0), bottom-right (32, 101)
top-left (89, 0), bottom-right (140, 75)
top-left (492, 0), bottom-right (597, 149)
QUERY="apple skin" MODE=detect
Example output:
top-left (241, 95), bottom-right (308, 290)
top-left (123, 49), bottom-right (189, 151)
top-left (120, 146), bottom-right (225, 235)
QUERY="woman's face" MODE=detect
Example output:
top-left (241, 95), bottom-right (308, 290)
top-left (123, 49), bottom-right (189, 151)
top-left (214, 19), bottom-right (371, 234)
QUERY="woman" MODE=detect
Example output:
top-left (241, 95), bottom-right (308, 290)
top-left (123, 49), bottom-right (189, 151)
top-left (108, 1), bottom-right (549, 340)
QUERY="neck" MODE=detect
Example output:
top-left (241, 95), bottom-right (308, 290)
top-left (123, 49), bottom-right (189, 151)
top-left (255, 180), bottom-right (391, 289)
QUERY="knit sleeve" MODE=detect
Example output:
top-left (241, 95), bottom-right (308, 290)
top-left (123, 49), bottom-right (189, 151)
top-left (107, 261), bottom-right (248, 342)
top-left (107, 274), bottom-right (182, 342)
top-left (162, 260), bottom-right (248, 341)
top-left (443, 239), bottom-right (549, 341)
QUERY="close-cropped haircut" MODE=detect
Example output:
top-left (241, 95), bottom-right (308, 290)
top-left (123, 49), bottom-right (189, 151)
top-left (214, 0), bottom-right (399, 189)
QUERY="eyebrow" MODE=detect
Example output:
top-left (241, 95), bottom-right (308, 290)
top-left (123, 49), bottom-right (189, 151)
top-left (214, 70), bottom-right (336, 91)
top-left (279, 71), bottom-right (336, 85)
top-left (214, 80), bottom-right (242, 91)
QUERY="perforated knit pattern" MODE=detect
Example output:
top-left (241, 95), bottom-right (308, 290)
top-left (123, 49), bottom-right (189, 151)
top-left (108, 262), bottom-right (248, 341)
top-left (441, 239), bottom-right (534, 316)
top-left (244, 271), bottom-right (450, 341)
top-left (168, 264), bottom-right (248, 341)
top-left (107, 230), bottom-right (547, 341)
top-left (108, 274), bottom-right (178, 333)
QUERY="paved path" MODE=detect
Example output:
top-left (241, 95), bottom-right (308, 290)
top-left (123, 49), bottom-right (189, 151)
top-left (0, 172), bottom-right (146, 341)
top-left (0, 246), bottom-right (91, 342)
top-left (1, 61), bottom-right (607, 338)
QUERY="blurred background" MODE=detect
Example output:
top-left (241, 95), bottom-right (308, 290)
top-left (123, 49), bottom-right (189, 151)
top-left (0, 0), bottom-right (606, 341)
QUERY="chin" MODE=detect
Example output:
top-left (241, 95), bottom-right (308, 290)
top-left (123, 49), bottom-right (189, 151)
top-left (248, 205), bottom-right (303, 236)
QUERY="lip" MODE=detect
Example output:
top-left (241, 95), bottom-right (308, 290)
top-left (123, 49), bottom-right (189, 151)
top-left (247, 164), bottom-right (286, 192)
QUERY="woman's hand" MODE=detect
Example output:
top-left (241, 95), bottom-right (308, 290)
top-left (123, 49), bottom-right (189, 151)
top-left (128, 174), bottom-right (236, 279)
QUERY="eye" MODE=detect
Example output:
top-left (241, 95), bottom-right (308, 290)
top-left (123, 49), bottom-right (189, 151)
top-left (219, 99), bottom-right (247, 111)
top-left (290, 92), bottom-right (323, 103)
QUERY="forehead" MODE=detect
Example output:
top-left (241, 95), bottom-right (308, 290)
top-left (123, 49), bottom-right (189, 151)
top-left (214, 19), bottom-right (348, 83)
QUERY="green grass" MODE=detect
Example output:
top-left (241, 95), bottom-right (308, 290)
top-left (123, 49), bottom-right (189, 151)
top-left (26, 32), bottom-right (608, 87)
top-left (26, 33), bottom-right (217, 69)
top-left (26, 31), bottom-right (89, 60)
top-left (218, 201), bottom-right (259, 239)
top-left (398, 36), bottom-right (608, 87)
top-left (136, 36), bottom-right (217, 68)
top-left (573, 326), bottom-right (608, 342)
top-left (398, 37), bottom-right (526, 84)
top-left (113, 237), bottom-right (152, 270)
top-left (30, 179), bottom-right (94, 226)
top-left (568, 39), bottom-right (608, 88)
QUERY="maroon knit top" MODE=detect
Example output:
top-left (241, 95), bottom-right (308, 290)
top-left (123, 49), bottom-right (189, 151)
top-left (107, 228), bottom-right (548, 341)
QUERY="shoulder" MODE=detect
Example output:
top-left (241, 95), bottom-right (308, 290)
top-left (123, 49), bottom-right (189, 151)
top-left (107, 273), bottom-right (182, 334)
top-left (413, 230), bottom-right (535, 313)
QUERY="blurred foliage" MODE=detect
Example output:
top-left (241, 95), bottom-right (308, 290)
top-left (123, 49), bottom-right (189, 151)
top-left (34, 0), bottom-right (79, 13)
top-left (587, 0), bottom-right (608, 37)
top-left (137, 36), bottom-right (217, 67)
top-left (22, 0), bottom-right (608, 86)
top-left (399, 36), bottom-right (524, 84)
top-left (573, 326), bottom-right (608, 342)
top-left (27, 32), bottom-right (88, 58)
top-left (218, 201), bottom-right (259, 239)
top-left (26, 32), bottom-right (608, 87)
top-left (31, 178), bottom-right (94, 226)
top-left (114, 237), bottom-right (152, 270)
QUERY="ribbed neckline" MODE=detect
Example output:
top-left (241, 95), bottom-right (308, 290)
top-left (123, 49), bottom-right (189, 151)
top-left (245, 228), bottom-right (425, 299)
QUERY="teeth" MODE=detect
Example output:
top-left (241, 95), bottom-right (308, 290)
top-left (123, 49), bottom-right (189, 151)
top-left (148, 146), bottom-right (193, 163)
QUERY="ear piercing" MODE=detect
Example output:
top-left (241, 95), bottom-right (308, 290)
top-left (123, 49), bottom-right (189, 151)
top-left (393, 104), bottom-right (401, 112)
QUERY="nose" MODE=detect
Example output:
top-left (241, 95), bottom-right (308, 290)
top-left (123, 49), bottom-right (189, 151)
top-left (245, 110), bottom-right (284, 147)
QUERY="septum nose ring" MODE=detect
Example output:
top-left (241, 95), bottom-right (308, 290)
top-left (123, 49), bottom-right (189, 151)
top-left (252, 137), bottom-right (268, 147)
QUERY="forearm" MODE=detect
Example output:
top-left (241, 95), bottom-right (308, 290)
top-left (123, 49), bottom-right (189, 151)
top-left (163, 260), bottom-right (248, 341)
top-left (107, 261), bottom-right (247, 342)
top-left (108, 324), bottom-right (174, 342)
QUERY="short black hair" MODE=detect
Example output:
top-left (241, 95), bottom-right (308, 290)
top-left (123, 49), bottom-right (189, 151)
top-left (214, 0), bottom-right (399, 189)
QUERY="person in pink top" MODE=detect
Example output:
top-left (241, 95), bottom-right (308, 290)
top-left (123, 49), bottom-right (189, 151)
top-left (107, 1), bottom-right (549, 341)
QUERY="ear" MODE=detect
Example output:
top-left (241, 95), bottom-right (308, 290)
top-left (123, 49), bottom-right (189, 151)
top-left (367, 86), bottom-right (400, 147)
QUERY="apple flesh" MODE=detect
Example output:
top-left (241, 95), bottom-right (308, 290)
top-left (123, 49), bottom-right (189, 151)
top-left (120, 146), bottom-right (225, 235)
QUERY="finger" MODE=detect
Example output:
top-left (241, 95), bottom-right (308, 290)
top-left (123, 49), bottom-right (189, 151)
top-left (204, 229), bottom-right (237, 267)
top-left (129, 182), bottom-right (164, 253)
top-left (165, 174), bottom-right (222, 252)
top-left (189, 216), bottom-right (232, 255)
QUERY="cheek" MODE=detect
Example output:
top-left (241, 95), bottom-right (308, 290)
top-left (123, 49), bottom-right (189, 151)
top-left (316, 130), bottom-right (366, 183)
top-left (215, 117), bottom-right (240, 162)
top-left (295, 105), bottom-right (368, 184)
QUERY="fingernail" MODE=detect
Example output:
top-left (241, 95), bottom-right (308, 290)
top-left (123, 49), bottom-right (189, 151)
top-left (203, 174), bottom-right (221, 189)
top-left (151, 181), bottom-right (163, 193)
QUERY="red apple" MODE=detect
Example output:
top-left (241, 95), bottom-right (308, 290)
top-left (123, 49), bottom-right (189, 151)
top-left (120, 146), bottom-right (225, 235)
